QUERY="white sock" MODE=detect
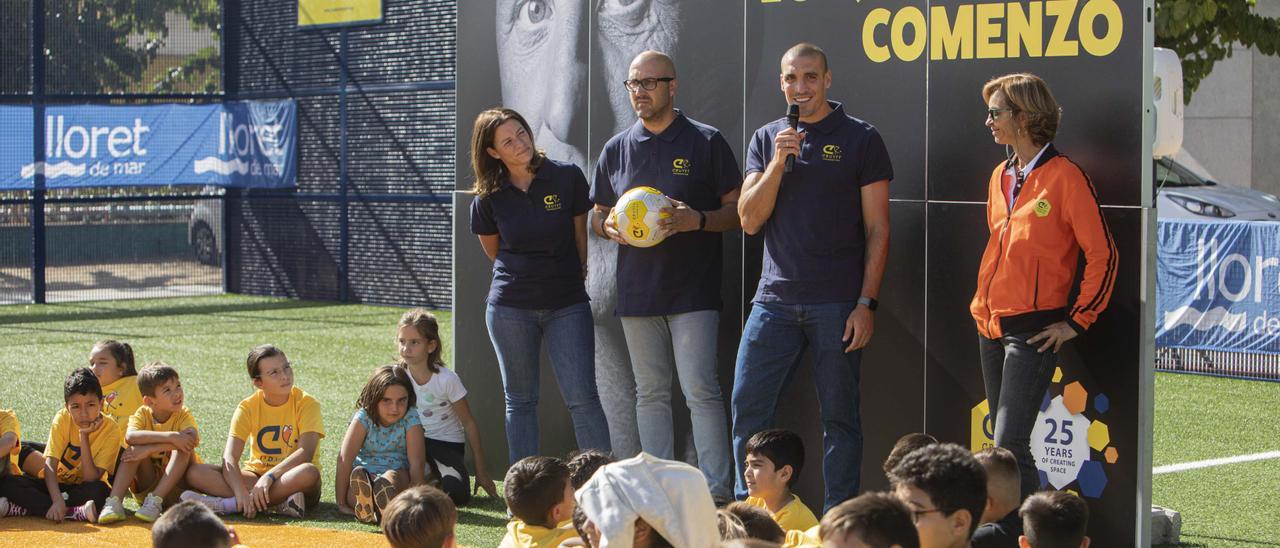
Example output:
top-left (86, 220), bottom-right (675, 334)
top-left (219, 497), bottom-right (238, 514)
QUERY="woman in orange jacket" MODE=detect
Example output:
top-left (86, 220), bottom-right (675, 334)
top-left (970, 73), bottom-right (1117, 500)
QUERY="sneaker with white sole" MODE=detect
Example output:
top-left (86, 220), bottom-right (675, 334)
top-left (272, 491), bottom-right (305, 518)
top-left (0, 497), bottom-right (26, 518)
top-left (135, 493), bottom-right (165, 522)
top-left (181, 490), bottom-right (228, 514)
top-left (97, 496), bottom-right (127, 524)
top-left (69, 499), bottom-right (97, 522)
top-left (350, 466), bottom-right (376, 524)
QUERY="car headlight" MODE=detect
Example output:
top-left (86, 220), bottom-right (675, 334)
top-left (1262, 194), bottom-right (1280, 204)
top-left (1167, 195), bottom-right (1236, 218)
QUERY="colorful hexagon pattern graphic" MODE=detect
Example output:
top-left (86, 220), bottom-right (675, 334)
top-left (1094, 393), bottom-right (1110, 414)
top-left (1052, 366), bottom-right (1064, 383)
top-left (1105, 447), bottom-right (1119, 464)
top-left (1088, 420), bottom-right (1111, 452)
top-left (1077, 460), bottom-right (1108, 498)
top-left (1063, 381), bottom-right (1088, 415)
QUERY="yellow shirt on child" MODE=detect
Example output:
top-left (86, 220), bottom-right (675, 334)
top-left (128, 405), bottom-right (203, 466)
top-left (498, 519), bottom-right (578, 548)
top-left (0, 409), bottom-right (20, 475)
top-left (747, 494), bottom-right (820, 533)
top-left (101, 375), bottom-right (144, 441)
top-left (46, 409), bottom-right (123, 484)
top-left (229, 386), bottom-right (324, 475)
top-left (783, 525), bottom-right (822, 547)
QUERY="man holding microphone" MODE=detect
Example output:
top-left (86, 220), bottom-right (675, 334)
top-left (732, 43), bottom-right (893, 512)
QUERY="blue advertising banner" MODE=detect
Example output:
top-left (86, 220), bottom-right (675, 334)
top-left (1157, 219), bottom-right (1280, 354)
top-left (0, 101), bottom-right (296, 189)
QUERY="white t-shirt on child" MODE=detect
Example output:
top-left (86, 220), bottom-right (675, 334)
top-left (409, 364), bottom-right (467, 443)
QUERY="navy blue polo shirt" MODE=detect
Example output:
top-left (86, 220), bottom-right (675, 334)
top-left (470, 158), bottom-right (591, 310)
top-left (745, 102), bottom-right (893, 304)
top-left (592, 111), bottom-right (742, 316)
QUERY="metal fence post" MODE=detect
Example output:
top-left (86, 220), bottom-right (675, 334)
top-left (338, 27), bottom-right (350, 302)
top-left (30, 0), bottom-right (46, 304)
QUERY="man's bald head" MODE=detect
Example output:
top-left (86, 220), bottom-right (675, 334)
top-left (781, 43), bottom-right (828, 75)
top-left (630, 50), bottom-right (677, 78)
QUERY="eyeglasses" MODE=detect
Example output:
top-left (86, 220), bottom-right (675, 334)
top-left (987, 107), bottom-right (1014, 120)
top-left (910, 507), bottom-right (944, 524)
top-left (623, 77), bottom-right (675, 92)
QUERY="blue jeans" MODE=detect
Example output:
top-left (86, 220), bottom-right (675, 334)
top-left (485, 302), bottom-right (612, 463)
top-left (978, 331), bottom-right (1058, 500)
top-left (620, 310), bottom-right (733, 500)
top-left (731, 301), bottom-right (863, 512)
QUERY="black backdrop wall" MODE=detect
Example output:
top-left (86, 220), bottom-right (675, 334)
top-left (456, 0), bottom-right (1155, 543)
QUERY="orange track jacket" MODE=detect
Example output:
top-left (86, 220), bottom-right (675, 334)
top-left (970, 145), bottom-right (1118, 339)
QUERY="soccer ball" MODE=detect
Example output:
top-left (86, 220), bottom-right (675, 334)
top-left (611, 186), bottom-right (672, 248)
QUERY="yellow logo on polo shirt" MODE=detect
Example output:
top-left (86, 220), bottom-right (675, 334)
top-left (822, 144), bottom-right (843, 162)
top-left (1034, 199), bottom-right (1051, 217)
top-left (672, 158), bottom-right (691, 176)
top-left (543, 194), bottom-right (562, 211)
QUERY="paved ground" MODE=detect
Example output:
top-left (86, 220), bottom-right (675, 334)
top-left (0, 260), bottom-right (221, 304)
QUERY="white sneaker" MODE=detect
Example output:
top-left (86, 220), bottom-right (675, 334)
top-left (0, 497), bottom-right (26, 518)
top-left (135, 493), bottom-right (165, 522)
top-left (97, 496), bottom-right (127, 524)
top-left (272, 491), bottom-right (305, 518)
top-left (181, 490), bottom-right (227, 514)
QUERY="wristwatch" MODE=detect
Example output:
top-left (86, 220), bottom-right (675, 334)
top-left (857, 296), bottom-right (878, 311)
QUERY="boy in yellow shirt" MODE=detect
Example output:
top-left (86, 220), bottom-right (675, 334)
top-left (0, 409), bottom-right (19, 477)
top-left (743, 429), bottom-right (820, 533)
top-left (499, 456), bottom-right (578, 548)
top-left (0, 368), bottom-right (120, 522)
top-left (182, 344), bottom-right (324, 518)
top-left (99, 362), bottom-right (202, 524)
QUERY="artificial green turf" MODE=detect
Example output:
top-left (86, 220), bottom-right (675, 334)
top-left (5, 297), bottom-right (1280, 547)
top-left (0, 295), bottom-right (510, 547)
top-left (1151, 372), bottom-right (1280, 546)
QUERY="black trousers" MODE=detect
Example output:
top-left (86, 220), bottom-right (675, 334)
top-left (0, 474), bottom-right (109, 515)
top-left (424, 437), bottom-right (470, 506)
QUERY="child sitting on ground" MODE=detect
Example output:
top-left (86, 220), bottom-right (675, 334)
top-left (336, 365), bottom-right (427, 524)
top-left (972, 447), bottom-right (1022, 547)
top-left (743, 429), bottom-right (819, 532)
top-left (0, 408), bottom-right (19, 478)
top-left (819, 492), bottom-right (919, 548)
top-left (382, 484), bottom-right (458, 548)
top-left (500, 456), bottom-right (578, 547)
top-left (151, 500), bottom-right (243, 548)
top-left (100, 362), bottom-right (202, 523)
top-left (567, 449), bottom-right (614, 490)
top-left (890, 443), bottom-right (987, 548)
top-left (182, 344), bottom-right (324, 518)
top-left (396, 308), bottom-right (497, 504)
top-left (882, 433), bottom-right (937, 480)
top-left (89, 339), bottom-right (143, 442)
top-left (577, 453), bottom-right (719, 547)
top-left (725, 501), bottom-right (786, 543)
top-left (1018, 491), bottom-right (1090, 548)
top-left (0, 368), bottom-right (120, 522)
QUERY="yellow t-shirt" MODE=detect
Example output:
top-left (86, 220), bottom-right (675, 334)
top-left (127, 405), bottom-right (203, 466)
top-left (101, 375), bottom-right (144, 441)
top-left (46, 409), bottom-right (123, 484)
top-left (498, 519), bottom-right (578, 548)
top-left (0, 409), bottom-right (20, 475)
top-left (747, 494), bottom-right (820, 533)
top-left (783, 525), bottom-right (822, 547)
top-left (229, 386), bottom-right (325, 475)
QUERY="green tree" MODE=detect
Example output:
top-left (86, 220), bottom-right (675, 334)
top-left (0, 0), bottom-right (220, 95)
top-left (1156, 0), bottom-right (1280, 103)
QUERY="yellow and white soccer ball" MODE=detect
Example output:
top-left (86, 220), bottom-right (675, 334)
top-left (611, 186), bottom-right (672, 248)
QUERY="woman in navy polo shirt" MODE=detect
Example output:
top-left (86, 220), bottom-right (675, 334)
top-left (468, 107), bottom-right (611, 463)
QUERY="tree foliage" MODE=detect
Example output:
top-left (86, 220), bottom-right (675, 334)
top-left (1156, 0), bottom-right (1280, 103)
top-left (0, 0), bottom-right (221, 95)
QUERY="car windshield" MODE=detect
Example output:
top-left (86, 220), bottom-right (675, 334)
top-left (1156, 158), bottom-right (1209, 188)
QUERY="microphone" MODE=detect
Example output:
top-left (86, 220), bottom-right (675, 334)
top-left (784, 103), bottom-right (799, 173)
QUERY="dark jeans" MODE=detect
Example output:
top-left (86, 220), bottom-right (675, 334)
top-left (424, 437), bottom-right (470, 506)
top-left (0, 474), bottom-right (109, 515)
top-left (978, 331), bottom-right (1059, 501)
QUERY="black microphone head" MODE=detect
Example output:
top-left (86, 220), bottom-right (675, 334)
top-left (786, 103), bottom-right (799, 129)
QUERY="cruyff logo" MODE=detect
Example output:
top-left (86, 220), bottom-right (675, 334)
top-left (672, 158), bottom-right (691, 175)
top-left (822, 144), bottom-right (843, 162)
top-left (256, 425), bottom-right (297, 456)
top-left (543, 194), bottom-right (562, 211)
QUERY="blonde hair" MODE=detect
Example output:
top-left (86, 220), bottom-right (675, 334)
top-left (470, 107), bottom-right (545, 198)
top-left (982, 73), bottom-right (1061, 147)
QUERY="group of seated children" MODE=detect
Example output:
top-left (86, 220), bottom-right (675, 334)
top-left (0, 308), bottom-right (498, 529)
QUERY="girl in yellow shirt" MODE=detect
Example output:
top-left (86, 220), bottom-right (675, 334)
top-left (182, 345), bottom-right (324, 519)
top-left (90, 339), bottom-right (143, 440)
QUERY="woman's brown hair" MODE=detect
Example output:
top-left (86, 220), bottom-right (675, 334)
top-left (470, 107), bottom-right (545, 198)
top-left (982, 73), bottom-right (1062, 147)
